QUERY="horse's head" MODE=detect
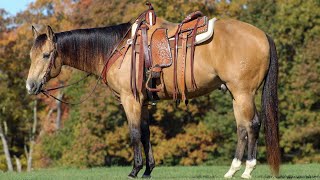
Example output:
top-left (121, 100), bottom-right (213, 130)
top-left (26, 26), bottom-right (62, 95)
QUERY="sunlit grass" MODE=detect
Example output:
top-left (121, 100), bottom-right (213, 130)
top-left (1, 164), bottom-right (319, 180)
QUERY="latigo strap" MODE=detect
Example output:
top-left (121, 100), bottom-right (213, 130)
top-left (102, 2), bottom-right (208, 104)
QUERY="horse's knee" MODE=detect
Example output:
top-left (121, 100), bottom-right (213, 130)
top-left (130, 127), bottom-right (141, 144)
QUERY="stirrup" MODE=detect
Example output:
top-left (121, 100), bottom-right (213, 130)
top-left (145, 68), bottom-right (163, 92)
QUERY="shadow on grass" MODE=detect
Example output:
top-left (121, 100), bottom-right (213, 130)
top-left (158, 175), bottom-right (216, 179)
top-left (257, 175), bottom-right (320, 179)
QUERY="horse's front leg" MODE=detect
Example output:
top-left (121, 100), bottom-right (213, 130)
top-left (140, 106), bottom-right (155, 178)
top-left (121, 94), bottom-right (143, 178)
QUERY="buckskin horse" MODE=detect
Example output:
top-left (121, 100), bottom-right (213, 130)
top-left (26, 5), bottom-right (280, 179)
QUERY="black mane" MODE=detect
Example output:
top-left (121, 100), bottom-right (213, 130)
top-left (33, 22), bottom-right (131, 71)
top-left (56, 22), bottom-right (131, 70)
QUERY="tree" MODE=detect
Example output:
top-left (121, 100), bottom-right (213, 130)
top-left (0, 0), bottom-right (319, 171)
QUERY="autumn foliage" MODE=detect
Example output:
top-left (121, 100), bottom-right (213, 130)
top-left (0, 0), bottom-right (319, 171)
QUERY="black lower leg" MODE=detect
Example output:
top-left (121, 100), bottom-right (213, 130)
top-left (141, 120), bottom-right (155, 177)
top-left (128, 126), bottom-right (143, 178)
top-left (247, 113), bottom-right (261, 160)
top-left (235, 125), bottom-right (248, 160)
top-left (140, 109), bottom-right (155, 177)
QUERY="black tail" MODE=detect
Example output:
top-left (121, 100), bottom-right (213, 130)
top-left (262, 34), bottom-right (280, 176)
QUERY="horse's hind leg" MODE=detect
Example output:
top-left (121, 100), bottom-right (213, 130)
top-left (140, 107), bottom-right (155, 178)
top-left (241, 110), bottom-right (261, 179)
top-left (224, 93), bottom-right (258, 178)
top-left (224, 112), bottom-right (247, 178)
top-left (121, 95), bottom-right (144, 178)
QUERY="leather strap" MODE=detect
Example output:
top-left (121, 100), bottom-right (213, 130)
top-left (118, 44), bottom-right (130, 69)
top-left (138, 32), bottom-right (144, 93)
top-left (102, 45), bottom-right (130, 84)
top-left (180, 33), bottom-right (188, 103)
top-left (190, 18), bottom-right (200, 90)
top-left (173, 24), bottom-right (182, 101)
top-left (41, 42), bottom-right (57, 85)
top-left (131, 21), bottom-right (143, 99)
top-left (141, 24), bottom-right (151, 69)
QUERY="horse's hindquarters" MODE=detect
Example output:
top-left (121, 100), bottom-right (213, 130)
top-left (211, 19), bottom-right (270, 95)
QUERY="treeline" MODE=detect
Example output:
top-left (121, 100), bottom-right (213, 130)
top-left (0, 0), bottom-right (319, 171)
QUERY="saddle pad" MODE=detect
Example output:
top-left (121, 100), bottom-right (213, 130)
top-left (195, 17), bottom-right (217, 44)
top-left (168, 17), bottom-right (217, 45)
top-left (150, 28), bottom-right (172, 68)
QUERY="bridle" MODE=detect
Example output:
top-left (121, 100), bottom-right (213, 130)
top-left (39, 2), bottom-right (153, 105)
top-left (41, 40), bottom-right (58, 86)
top-left (39, 39), bottom-right (94, 105)
top-left (39, 23), bottom-right (131, 105)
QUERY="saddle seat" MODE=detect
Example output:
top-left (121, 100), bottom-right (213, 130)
top-left (104, 3), bottom-right (217, 104)
top-left (129, 4), bottom-right (217, 104)
top-left (133, 12), bottom-right (210, 72)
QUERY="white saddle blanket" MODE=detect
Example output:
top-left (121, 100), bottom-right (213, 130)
top-left (130, 17), bottom-right (217, 45)
top-left (195, 17), bottom-right (217, 44)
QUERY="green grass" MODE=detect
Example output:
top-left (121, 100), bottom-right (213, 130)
top-left (1, 164), bottom-right (319, 180)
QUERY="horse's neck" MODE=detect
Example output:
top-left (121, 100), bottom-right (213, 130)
top-left (56, 36), bottom-right (103, 75)
top-left (61, 53), bottom-right (101, 75)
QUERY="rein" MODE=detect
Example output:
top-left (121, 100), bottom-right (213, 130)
top-left (39, 39), bottom-right (96, 105)
top-left (40, 4), bottom-right (152, 105)
top-left (40, 41), bottom-right (93, 92)
top-left (41, 15), bottom-right (141, 105)
top-left (41, 73), bottom-right (93, 105)
top-left (40, 31), bottom-right (130, 105)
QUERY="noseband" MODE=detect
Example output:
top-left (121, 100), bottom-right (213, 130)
top-left (39, 3), bottom-right (149, 105)
top-left (39, 40), bottom-right (93, 105)
top-left (39, 23), bottom-right (131, 105)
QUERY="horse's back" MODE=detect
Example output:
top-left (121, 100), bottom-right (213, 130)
top-left (113, 18), bottom-right (271, 100)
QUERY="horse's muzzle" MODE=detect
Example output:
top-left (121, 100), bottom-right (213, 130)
top-left (26, 80), bottom-right (43, 95)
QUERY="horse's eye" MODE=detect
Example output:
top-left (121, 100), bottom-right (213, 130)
top-left (43, 53), bottom-right (50, 59)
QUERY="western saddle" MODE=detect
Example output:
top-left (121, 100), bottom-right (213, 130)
top-left (103, 2), bottom-right (212, 105)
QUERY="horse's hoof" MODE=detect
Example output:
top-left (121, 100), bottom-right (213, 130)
top-left (241, 173), bottom-right (251, 179)
top-left (142, 174), bottom-right (151, 178)
top-left (128, 174), bottom-right (137, 179)
top-left (224, 174), bottom-right (233, 179)
top-left (224, 167), bottom-right (241, 178)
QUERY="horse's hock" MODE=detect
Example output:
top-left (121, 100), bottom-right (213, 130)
top-left (27, 2), bottom-right (279, 179)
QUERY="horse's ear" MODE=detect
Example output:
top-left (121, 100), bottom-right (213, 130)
top-left (46, 25), bottom-right (55, 41)
top-left (32, 26), bottom-right (39, 39)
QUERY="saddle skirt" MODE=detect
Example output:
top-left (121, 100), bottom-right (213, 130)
top-left (103, 3), bottom-right (218, 104)
top-left (131, 12), bottom-right (217, 103)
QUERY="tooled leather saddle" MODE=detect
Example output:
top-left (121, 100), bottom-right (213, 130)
top-left (103, 2), bottom-right (213, 105)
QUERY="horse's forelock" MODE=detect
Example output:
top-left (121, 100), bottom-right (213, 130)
top-left (33, 34), bottom-right (48, 49)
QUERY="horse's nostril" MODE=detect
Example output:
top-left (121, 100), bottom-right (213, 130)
top-left (31, 82), bottom-right (37, 91)
top-left (26, 81), bottom-right (37, 94)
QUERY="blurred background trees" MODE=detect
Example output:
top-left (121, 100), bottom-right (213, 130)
top-left (0, 0), bottom-right (319, 171)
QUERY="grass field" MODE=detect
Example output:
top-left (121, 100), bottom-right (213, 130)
top-left (1, 164), bottom-right (319, 180)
